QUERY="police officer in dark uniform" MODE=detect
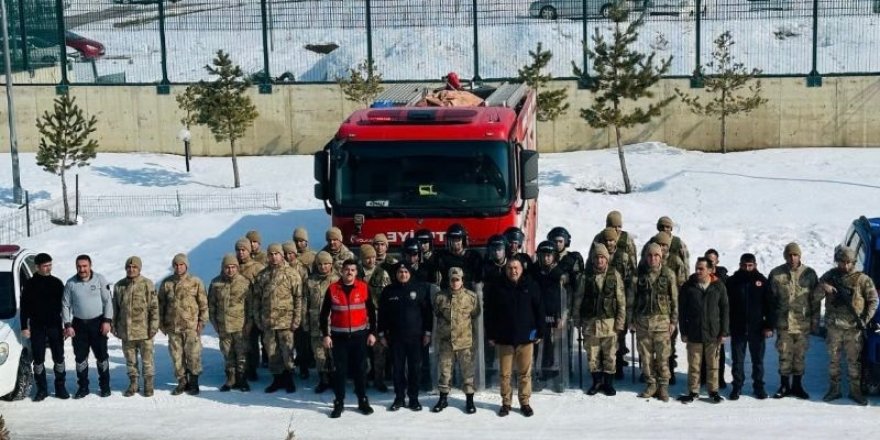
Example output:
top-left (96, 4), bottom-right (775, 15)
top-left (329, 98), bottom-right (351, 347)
top-left (433, 224), bottom-right (482, 290)
top-left (504, 227), bottom-right (533, 273)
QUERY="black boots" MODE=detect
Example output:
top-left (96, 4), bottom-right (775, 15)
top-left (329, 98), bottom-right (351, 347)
top-left (432, 393), bottom-right (448, 412)
top-left (284, 371), bottom-right (297, 393)
top-left (171, 377), bottom-right (187, 396)
top-left (235, 373), bottom-right (250, 392)
top-left (358, 396), bottom-right (374, 415)
top-left (73, 367), bottom-right (90, 399)
top-left (465, 393), bottom-right (476, 414)
top-left (314, 373), bottom-right (331, 394)
top-left (186, 373), bottom-right (200, 396)
top-left (53, 364), bottom-right (69, 399)
top-left (729, 385), bottom-right (742, 401)
top-left (587, 373), bottom-right (602, 395)
top-left (790, 375), bottom-right (809, 399)
top-left (408, 397), bottom-right (422, 411)
top-left (773, 375), bottom-right (791, 399)
top-left (602, 373), bottom-right (617, 396)
top-left (389, 397), bottom-right (405, 411)
top-left (98, 360), bottom-right (111, 397)
top-left (330, 400), bottom-right (344, 418)
top-left (265, 374), bottom-right (284, 393)
top-left (33, 367), bottom-right (48, 402)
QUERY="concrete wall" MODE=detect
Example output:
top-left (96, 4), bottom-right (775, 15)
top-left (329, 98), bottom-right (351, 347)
top-left (2, 76), bottom-right (879, 156)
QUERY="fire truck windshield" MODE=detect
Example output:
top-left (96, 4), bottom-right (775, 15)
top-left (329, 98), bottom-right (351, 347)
top-left (332, 140), bottom-right (512, 210)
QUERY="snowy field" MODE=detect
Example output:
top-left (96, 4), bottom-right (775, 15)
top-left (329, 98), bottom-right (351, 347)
top-left (56, 0), bottom-right (880, 82)
top-left (1, 143), bottom-right (880, 439)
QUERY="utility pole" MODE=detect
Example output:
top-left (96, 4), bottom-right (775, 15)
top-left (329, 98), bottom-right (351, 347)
top-left (1, 0), bottom-right (23, 204)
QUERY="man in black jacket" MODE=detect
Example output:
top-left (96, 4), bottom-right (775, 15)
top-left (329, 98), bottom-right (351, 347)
top-left (485, 258), bottom-right (544, 417)
top-left (678, 257), bottom-right (729, 404)
top-left (725, 253), bottom-right (773, 400)
top-left (701, 248), bottom-right (728, 389)
top-left (531, 240), bottom-right (566, 392)
top-left (379, 262), bottom-right (433, 411)
top-left (20, 253), bottom-right (69, 401)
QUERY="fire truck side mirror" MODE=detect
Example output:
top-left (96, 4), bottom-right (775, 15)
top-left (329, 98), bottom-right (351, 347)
top-left (314, 151), bottom-right (329, 200)
top-left (520, 150), bottom-right (539, 200)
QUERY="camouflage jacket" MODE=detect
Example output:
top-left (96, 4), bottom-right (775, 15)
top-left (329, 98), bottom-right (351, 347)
top-left (289, 260), bottom-right (310, 283)
top-left (631, 266), bottom-right (679, 332)
top-left (591, 230), bottom-right (638, 273)
top-left (112, 275), bottom-right (159, 341)
top-left (433, 287), bottom-right (481, 351)
top-left (208, 273), bottom-right (252, 335)
top-left (359, 264), bottom-right (392, 308)
top-left (321, 244), bottom-right (355, 275)
top-left (298, 249), bottom-right (316, 271)
top-left (768, 263), bottom-right (818, 333)
top-left (663, 254), bottom-right (688, 288)
top-left (239, 259), bottom-right (266, 284)
top-left (670, 235), bottom-right (690, 272)
top-left (251, 250), bottom-right (268, 265)
top-left (304, 272), bottom-right (339, 332)
top-left (158, 273), bottom-right (208, 333)
top-left (815, 268), bottom-right (879, 330)
top-left (576, 269), bottom-right (626, 338)
top-left (253, 264), bottom-right (303, 331)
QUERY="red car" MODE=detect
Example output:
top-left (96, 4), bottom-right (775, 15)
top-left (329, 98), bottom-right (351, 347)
top-left (65, 31), bottom-right (105, 60)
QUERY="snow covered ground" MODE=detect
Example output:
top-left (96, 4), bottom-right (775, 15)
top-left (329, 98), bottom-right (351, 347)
top-left (60, 0), bottom-right (880, 82)
top-left (1, 144), bottom-right (880, 439)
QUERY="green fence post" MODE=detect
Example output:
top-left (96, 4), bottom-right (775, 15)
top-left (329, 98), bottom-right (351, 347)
top-left (578, 0), bottom-right (592, 89)
top-left (690, 0), bottom-right (704, 88)
top-left (54, 0), bottom-right (68, 94)
top-left (16, 0), bottom-right (29, 72)
top-left (259, 0), bottom-right (272, 93)
top-left (156, 0), bottom-right (170, 94)
top-left (806, 0), bottom-right (822, 87)
top-left (471, 0), bottom-right (480, 84)
top-left (365, 0), bottom-right (373, 74)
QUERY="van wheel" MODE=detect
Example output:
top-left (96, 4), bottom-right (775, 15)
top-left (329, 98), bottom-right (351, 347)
top-left (1, 349), bottom-right (33, 401)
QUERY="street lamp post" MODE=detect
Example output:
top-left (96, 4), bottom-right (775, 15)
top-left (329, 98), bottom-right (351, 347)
top-left (178, 127), bottom-right (191, 172)
top-left (1, 0), bottom-right (23, 204)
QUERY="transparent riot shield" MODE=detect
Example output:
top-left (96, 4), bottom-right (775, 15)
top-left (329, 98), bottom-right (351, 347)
top-left (425, 283), bottom-right (441, 393)
top-left (568, 274), bottom-right (587, 390)
top-left (533, 277), bottom-right (571, 392)
top-left (474, 282), bottom-right (489, 391)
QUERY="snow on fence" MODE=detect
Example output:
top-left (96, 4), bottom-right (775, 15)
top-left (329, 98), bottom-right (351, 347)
top-left (0, 191), bottom-right (280, 243)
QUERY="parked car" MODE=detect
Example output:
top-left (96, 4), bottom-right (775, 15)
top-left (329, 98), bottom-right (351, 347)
top-left (0, 37), bottom-right (60, 66)
top-left (64, 31), bottom-right (105, 60)
top-left (528, 0), bottom-right (703, 19)
top-left (0, 245), bottom-right (36, 401)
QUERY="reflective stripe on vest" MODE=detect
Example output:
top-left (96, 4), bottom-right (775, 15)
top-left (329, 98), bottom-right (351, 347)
top-left (328, 280), bottom-right (369, 333)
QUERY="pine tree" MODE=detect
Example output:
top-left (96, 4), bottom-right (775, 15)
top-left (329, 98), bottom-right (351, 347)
top-left (182, 50), bottom-right (259, 188)
top-left (516, 42), bottom-right (569, 122)
top-left (337, 60), bottom-right (383, 108)
top-left (35, 94), bottom-right (98, 224)
top-left (675, 31), bottom-right (767, 154)
top-left (573, 3), bottom-right (672, 194)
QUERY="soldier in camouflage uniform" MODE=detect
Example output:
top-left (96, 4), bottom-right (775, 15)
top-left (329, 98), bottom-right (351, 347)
top-left (293, 227), bottom-right (317, 270)
top-left (815, 246), bottom-right (879, 405)
top-left (285, 240), bottom-right (313, 379)
top-left (631, 243), bottom-right (678, 402)
top-left (768, 242), bottom-right (818, 399)
top-left (598, 227), bottom-right (636, 380)
top-left (246, 230), bottom-right (268, 265)
top-left (592, 211), bottom-right (638, 271)
top-left (237, 238), bottom-right (267, 380)
top-left (358, 244), bottom-right (392, 392)
top-left (657, 216), bottom-right (690, 270)
top-left (373, 233), bottom-right (398, 271)
top-left (321, 227), bottom-right (355, 275)
top-left (209, 253), bottom-right (253, 392)
top-left (254, 243), bottom-right (303, 393)
top-left (305, 251), bottom-right (339, 392)
top-left (158, 253), bottom-right (209, 395)
top-left (431, 267), bottom-right (481, 414)
top-left (652, 231), bottom-right (686, 384)
top-left (112, 256), bottom-right (159, 397)
top-left (575, 244), bottom-right (626, 397)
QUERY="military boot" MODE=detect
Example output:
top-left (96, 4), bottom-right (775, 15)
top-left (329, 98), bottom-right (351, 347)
top-left (53, 364), bottom-right (69, 399)
top-left (790, 375), bottom-right (809, 399)
top-left (314, 373), bottom-right (331, 394)
top-left (265, 374), bottom-right (284, 393)
top-left (284, 371), bottom-right (297, 393)
top-left (638, 382), bottom-right (658, 399)
top-left (849, 380), bottom-right (868, 406)
top-left (124, 376), bottom-right (139, 397)
top-left (171, 377), bottom-right (188, 396)
top-left (33, 365), bottom-right (49, 402)
top-left (73, 367), bottom-right (90, 399)
top-left (823, 380), bottom-right (841, 402)
top-left (587, 373), bottom-right (602, 395)
top-left (219, 370), bottom-right (236, 392)
top-left (235, 373), bottom-right (250, 392)
top-left (602, 373), bottom-right (617, 396)
top-left (358, 396), bottom-right (374, 415)
top-left (187, 374), bottom-right (200, 395)
top-left (143, 376), bottom-right (155, 397)
top-left (657, 385), bottom-right (670, 402)
top-left (98, 359), bottom-right (111, 397)
top-left (772, 375), bottom-right (790, 399)
top-left (465, 393), bottom-right (476, 414)
top-left (431, 393), bottom-right (448, 413)
top-left (330, 399), bottom-right (344, 418)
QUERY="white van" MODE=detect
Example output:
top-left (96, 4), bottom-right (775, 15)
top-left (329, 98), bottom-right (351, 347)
top-left (0, 245), bottom-right (36, 400)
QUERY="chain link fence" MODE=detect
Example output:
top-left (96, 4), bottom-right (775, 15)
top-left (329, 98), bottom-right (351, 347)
top-left (1, 0), bottom-right (879, 84)
top-left (0, 190), bottom-right (280, 243)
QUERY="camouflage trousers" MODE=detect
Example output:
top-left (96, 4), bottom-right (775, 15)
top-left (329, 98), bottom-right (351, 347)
top-left (122, 339), bottom-right (154, 379)
top-left (776, 330), bottom-right (809, 376)
top-left (263, 329), bottom-right (295, 375)
top-left (826, 327), bottom-right (862, 382)
top-left (370, 339), bottom-right (388, 382)
top-left (311, 335), bottom-right (331, 373)
top-left (585, 334), bottom-right (617, 374)
top-left (219, 331), bottom-right (249, 375)
top-left (168, 330), bottom-right (203, 380)
top-left (636, 330), bottom-right (671, 386)
top-left (497, 343), bottom-right (534, 406)
top-left (437, 342), bottom-right (475, 395)
top-left (686, 341), bottom-right (720, 393)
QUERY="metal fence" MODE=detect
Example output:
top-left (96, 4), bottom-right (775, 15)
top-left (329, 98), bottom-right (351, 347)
top-left (0, 190), bottom-right (280, 243)
top-left (2, 0), bottom-right (879, 86)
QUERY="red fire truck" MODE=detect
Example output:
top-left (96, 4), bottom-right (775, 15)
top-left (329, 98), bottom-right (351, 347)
top-left (313, 82), bottom-right (539, 253)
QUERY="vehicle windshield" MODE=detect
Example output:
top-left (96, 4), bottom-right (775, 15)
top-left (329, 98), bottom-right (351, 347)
top-left (332, 141), bottom-right (512, 210)
top-left (0, 272), bottom-right (14, 320)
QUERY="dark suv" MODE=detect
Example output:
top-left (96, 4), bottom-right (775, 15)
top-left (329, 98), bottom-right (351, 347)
top-left (843, 216), bottom-right (880, 393)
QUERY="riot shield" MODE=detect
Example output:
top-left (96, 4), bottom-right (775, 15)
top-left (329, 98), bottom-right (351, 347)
top-left (474, 282), bottom-right (490, 391)
top-left (424, 283), bottom-right (441, 392)
top-left (534, 277), bottom-right (571, 392)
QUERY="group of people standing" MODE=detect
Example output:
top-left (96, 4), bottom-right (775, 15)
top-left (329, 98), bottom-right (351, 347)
top-left (17, 210), bottom-right (880, 419)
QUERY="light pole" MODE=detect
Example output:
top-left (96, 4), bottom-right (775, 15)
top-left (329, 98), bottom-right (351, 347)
top-left (1, 0), bottom-right (23, 204)
top-left (178, 127), bottom-right (191, 172)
